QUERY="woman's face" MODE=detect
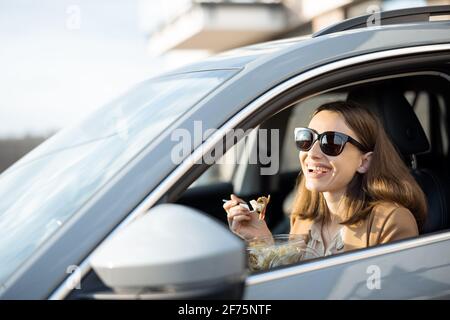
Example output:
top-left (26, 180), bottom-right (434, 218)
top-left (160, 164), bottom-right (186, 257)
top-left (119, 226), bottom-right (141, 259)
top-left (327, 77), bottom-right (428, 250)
top-left (299, 110), bottom-right (368, 197)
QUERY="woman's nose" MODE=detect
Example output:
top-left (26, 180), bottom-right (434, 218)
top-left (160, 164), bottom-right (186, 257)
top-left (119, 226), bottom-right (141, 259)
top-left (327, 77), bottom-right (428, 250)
top-left (308, 140), bottom-right (323, 158)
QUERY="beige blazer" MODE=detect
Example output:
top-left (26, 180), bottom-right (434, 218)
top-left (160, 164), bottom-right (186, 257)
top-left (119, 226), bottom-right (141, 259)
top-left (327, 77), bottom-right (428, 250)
top-left (290, 202), bottom-right (419, 252)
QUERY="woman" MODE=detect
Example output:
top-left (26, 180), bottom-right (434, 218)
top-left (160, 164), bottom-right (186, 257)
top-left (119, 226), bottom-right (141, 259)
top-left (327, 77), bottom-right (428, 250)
top-left (223, 101), bottom-right (427, 257)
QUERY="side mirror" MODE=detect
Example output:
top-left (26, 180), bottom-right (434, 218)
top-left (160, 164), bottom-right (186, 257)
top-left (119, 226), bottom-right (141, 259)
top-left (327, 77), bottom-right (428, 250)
top-left (90, 204), bottom-right (246, 299)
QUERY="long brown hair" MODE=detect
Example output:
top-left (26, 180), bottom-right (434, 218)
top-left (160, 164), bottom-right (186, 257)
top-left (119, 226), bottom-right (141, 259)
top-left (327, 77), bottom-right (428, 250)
top-left (291, 101), bottom-right (427, 229)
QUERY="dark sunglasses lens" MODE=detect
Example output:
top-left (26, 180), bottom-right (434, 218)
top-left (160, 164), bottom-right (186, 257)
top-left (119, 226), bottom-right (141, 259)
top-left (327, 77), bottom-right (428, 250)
top-left (295, 130), bottom-right (313, 151)
top-left (321, 133), bottom-right (345, 156)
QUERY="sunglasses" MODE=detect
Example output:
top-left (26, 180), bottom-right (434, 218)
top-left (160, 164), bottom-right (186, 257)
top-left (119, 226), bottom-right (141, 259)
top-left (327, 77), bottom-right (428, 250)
top-left (294, 127), bottom-right (369, 156)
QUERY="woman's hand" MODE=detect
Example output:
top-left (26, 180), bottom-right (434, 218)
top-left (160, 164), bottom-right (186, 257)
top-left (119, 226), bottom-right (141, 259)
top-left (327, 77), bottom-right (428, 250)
top-left (223, 194), bottom-right (272, 241)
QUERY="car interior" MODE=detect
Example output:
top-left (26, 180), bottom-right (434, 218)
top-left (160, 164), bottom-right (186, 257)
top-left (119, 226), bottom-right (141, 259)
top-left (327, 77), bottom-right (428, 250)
top-left (175, 72), bottom-right (450, 241)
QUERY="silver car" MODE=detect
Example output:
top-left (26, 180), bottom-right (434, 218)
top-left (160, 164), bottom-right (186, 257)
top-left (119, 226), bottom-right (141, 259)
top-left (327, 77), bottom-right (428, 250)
top-left (1, 5), bottom-right (450, 299)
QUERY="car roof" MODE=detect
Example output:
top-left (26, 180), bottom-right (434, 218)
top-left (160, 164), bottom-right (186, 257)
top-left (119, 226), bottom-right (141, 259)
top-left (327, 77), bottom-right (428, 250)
top-left (163, 21), bottom-right (450, 76)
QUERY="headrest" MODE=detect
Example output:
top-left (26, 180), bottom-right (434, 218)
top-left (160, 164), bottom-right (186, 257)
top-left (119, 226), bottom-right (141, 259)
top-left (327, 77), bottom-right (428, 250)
top-left (347, 83), bottom-right (430, 156)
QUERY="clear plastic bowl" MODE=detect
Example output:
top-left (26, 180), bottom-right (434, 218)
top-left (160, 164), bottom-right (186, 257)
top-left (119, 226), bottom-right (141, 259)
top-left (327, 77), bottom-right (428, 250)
top-left (246, 234), bottom-right (318, 272)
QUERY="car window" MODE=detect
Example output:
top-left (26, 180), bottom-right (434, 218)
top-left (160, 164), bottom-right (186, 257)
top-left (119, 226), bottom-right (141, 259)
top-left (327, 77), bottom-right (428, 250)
top-left (0, 69), bottom-right (239, 286)
top-left (407, 90), bottom-right (448, 156)
top-left (406, 90), bottom-right (431, 142)
top-left (177, 71), bottom-right (450, 277)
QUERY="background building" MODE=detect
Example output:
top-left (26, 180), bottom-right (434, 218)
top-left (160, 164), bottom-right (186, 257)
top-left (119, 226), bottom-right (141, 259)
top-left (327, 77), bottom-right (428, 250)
top-left (143, 0), bottom-right (447, 55)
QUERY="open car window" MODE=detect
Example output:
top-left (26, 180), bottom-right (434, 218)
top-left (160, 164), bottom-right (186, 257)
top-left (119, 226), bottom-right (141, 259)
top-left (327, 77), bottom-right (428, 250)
top-left (176, 71), bottom-right (450, 276)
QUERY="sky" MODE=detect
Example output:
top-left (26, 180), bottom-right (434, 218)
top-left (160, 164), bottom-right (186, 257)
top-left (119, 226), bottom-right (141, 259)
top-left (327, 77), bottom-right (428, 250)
top-left (0, 0), bottom-right (202, 137)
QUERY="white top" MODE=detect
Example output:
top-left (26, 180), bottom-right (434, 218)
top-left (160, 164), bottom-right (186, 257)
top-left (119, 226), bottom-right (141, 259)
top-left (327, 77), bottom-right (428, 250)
top-left (303, 221), bottom-right (345, 260)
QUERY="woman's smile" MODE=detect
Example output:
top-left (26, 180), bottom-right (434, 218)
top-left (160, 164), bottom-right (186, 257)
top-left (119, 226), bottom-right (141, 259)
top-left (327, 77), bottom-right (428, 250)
top-left (306, 169), bottom-right (330, 179)
top-left (305, 162), bottom-right (333, 179)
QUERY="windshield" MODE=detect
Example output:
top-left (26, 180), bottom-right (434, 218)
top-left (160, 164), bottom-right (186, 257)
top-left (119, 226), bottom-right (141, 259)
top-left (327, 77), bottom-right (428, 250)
top-left (0, 69), bottom-right (238, 285)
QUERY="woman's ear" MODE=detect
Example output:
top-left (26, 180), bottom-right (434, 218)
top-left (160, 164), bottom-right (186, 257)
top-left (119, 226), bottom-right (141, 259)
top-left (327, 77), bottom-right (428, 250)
top-left (357, 151), bottom-right (373, 174)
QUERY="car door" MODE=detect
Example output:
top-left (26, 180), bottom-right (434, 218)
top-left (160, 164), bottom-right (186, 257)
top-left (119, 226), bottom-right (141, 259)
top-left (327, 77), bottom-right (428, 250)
top-left (244, 233), bottom-right (450, 299)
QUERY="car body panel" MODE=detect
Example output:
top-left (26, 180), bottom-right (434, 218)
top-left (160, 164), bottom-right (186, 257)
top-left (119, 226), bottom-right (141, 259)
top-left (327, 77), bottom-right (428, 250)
top-left (244, 233), bottom-right (450, 299)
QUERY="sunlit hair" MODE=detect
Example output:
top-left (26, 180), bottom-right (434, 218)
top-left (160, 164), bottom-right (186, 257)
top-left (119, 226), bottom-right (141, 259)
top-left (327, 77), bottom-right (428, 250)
top-left (291, 101), bottom-right (427, 230)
